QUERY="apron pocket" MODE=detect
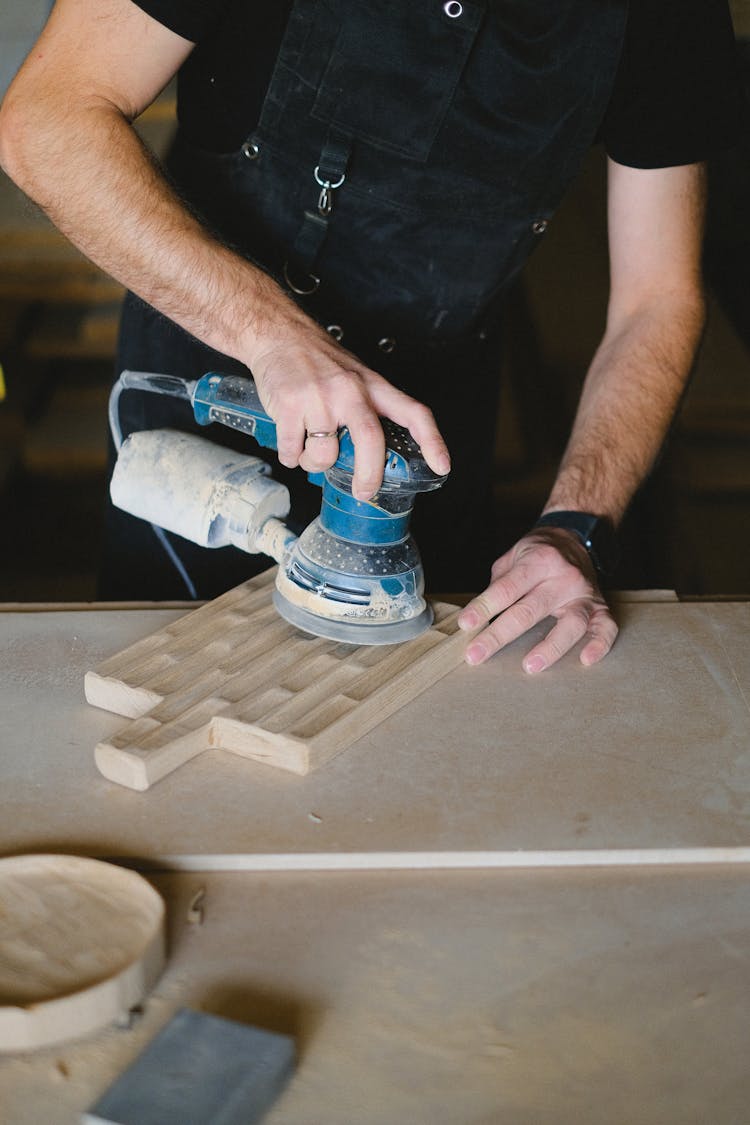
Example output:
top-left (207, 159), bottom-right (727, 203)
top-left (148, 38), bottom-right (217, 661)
top-left (311, 0), bottom-right (483, 162)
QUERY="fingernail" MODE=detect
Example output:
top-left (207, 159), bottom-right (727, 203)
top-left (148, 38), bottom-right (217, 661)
top-left (465, 643), bottom-right (486, 665)
top-left (437, 454), bottom-right (451, 474)
top-left (458, 609), bottom-right (478, 630)
top-left (524, 655), bottom-right (546, 674)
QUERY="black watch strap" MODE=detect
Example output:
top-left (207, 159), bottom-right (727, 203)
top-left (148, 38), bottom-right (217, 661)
top-left (532, 511), bottom-right (619, 576)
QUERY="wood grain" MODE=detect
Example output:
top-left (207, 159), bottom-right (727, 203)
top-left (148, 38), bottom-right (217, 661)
top-left (0, 855), bottom-right (164, 1053)
top-left (85, 569), bottom-right (470, 790)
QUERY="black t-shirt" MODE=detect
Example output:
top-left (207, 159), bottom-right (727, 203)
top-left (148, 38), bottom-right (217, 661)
top-left (133, 0), bottom-right (744, 164)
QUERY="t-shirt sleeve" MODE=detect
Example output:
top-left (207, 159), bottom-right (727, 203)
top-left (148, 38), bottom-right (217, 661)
top-left (601, 0), bottom-right (748, 168)
top-left (129, 0), bottom-right (230, 43)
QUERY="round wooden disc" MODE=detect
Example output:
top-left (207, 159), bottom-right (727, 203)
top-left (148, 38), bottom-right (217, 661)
top-left (0, 854), bottom-right (165, 1052)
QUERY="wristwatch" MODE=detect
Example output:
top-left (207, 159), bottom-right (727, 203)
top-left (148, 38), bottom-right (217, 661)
top-left (532, 511), bottom-right (619, 577)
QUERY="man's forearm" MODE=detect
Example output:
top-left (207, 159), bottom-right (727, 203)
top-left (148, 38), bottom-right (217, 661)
top-left (0, 96), bottom-right (299, 367)
top-left (457, 291), bottom-right (704, 669)
top-left (543, 289), bottom-right (706, 524)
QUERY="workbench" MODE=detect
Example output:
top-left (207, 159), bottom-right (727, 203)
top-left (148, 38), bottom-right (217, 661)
top-left (2, 595), bottom-right (749, 1123)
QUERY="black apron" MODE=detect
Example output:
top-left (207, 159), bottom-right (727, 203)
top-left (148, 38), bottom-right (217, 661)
top-left (104, 0), bottom-right (627, 600)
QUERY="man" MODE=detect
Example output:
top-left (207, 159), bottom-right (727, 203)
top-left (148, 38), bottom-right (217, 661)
top-left (0, 0), bottom-right (743, 670)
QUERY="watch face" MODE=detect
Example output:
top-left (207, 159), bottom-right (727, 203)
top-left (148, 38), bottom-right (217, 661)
top-left (588, 519), bottom-right (619, 576)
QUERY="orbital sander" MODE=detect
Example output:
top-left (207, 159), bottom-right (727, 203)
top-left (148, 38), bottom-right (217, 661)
top-left (109, 369), bottom-right (448, 644)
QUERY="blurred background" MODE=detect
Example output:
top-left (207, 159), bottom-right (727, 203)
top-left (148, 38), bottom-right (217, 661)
top-left (1, 1), bottom-right (748, 602)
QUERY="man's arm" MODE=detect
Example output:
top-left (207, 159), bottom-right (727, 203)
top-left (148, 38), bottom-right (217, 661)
top-left (0, 0), bottom-right (449, 499)
top-left (458, 158), bottom-right (707, 670)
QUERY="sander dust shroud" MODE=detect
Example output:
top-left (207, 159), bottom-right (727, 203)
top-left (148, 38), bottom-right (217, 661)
top-left (108, 370), bottom-right (448, 645)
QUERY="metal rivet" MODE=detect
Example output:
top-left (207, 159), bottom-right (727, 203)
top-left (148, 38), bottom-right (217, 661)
top-left (378, 337), bottom-right (396, 354)
top-left (443, 0), bottom-right (463, 16)
top-left (241, 140), bottom-right (260, 160)
top-left (532, 219), bottom-right (548, 235)
top-left (326, 324), bottom-right (344, 342)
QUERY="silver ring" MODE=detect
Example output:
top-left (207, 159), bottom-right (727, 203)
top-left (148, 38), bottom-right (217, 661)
top-left (314, 167), bottom-right (346, 190)
top-left (306, 430), bottom-right (338, 439)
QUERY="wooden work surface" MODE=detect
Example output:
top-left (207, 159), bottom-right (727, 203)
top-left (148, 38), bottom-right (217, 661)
top-left (3, 599), bottom-right (750, 1121)
top-left (2, 596), bottom-right (750, 862)
top-left (1, 867), bottom-right (749, 1123)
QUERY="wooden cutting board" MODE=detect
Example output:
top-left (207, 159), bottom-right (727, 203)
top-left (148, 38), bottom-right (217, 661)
top-left (85, 568), bottom-right (470, 791)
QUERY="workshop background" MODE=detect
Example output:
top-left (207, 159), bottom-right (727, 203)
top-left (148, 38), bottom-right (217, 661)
top-left (1, 2), bottom-right (749, 602)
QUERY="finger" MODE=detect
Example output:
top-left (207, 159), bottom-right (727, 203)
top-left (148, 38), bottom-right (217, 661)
top-left (464, 592), bottom-right (550, 665)
top-left (579, 607), bottom-right (619, 666)
top-left (457, 593), bottom-right (496, 632)
top-left (521, 604), bottom-right (592, 674)
top-left (490, 549), bottom-right (515, 581)
top-left (457, 562), bottom-right (538, 632)
top-left (299, 431), bottom-right (339, 474)
top-left (368, 380), bottom-right (451, 476)
top-left (275, 413), bottom-right (306, 468)
top-left (347, 411), bottom-right (387, 501)
top-left (402, 405), bottom-right (451, 476)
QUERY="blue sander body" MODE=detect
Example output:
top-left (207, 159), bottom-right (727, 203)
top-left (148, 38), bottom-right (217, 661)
top-left (110, 370), bottom-right (448, 644)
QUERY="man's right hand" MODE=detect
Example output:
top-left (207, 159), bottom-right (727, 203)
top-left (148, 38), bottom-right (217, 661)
top-left (247, 306), bottom-right (451, 499)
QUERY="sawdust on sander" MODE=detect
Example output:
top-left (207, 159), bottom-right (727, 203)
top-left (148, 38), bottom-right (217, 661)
top-left (275, 565), bottom-right (426, 626)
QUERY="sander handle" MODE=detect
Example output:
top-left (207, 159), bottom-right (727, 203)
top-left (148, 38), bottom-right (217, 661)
top-left (191, 372), bottom-right (446, 493)
top-left (192, 373), bottom-right (279, 450)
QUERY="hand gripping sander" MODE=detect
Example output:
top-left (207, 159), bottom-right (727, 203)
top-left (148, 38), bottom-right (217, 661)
top-left (109, 370), bottom-right (448, 645)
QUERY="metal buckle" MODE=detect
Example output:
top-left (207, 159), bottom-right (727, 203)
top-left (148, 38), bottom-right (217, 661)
top-left (314, 166), bottom-right (346, 216)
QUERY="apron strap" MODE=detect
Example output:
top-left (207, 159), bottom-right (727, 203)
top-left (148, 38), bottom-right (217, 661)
top-left (285, 131), bottom-right (352, 295)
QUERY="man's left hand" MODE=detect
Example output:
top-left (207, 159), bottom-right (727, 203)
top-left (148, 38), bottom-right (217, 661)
top-left (456, 527), bottom-right (618, 672)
